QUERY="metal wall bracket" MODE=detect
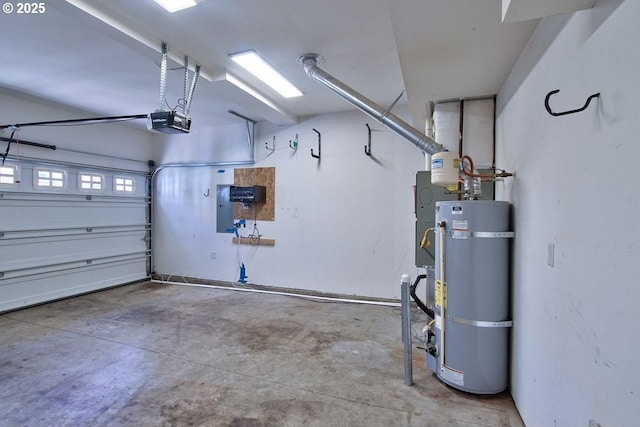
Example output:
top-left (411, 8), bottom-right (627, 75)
top-left (228, 110), bottom-right (257, 160)
top-left (311, 128), bottom-right (321, 159)
top-left (265, 136), bottom-right (276, 151)
top-left (544, 89), bottom-right (600, 117)
top-left (364, 123), bottom-right (372, 156)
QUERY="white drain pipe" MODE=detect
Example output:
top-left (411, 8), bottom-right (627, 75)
top-left (151, 279), bottom-right (401, 307)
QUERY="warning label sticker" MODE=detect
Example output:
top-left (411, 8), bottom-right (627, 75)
top-left (441, 364), bottom-right (464, 386)
top-left (435, 279), bottom-right (447, 308)
top-left (451, 219), bottom-right (469, 239)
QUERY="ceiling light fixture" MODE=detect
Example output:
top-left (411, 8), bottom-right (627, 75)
top-left (153, 0), bottom-right (197, 13)
top-left (230, 51), bottom-right (303, 98)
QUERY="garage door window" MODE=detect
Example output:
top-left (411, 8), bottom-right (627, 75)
top-left (35, 168), bottom-right (66, 189)
top-left (114, 176), bottom-right (135, 193)
top-left (79, 172), bottom-right (104, 192)
top-left (0, 164), bottom-right (18, 186)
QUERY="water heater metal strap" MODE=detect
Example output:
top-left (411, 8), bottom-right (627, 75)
top-left (472, 231), bottom-right (515, 238)
top-left (446, 315), bottom-right (513, 328)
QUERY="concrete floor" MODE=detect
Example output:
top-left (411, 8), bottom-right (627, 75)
top-left (0, 281), bottom-right (524, 427)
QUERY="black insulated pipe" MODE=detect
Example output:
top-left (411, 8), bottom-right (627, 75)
top-left (410, 274), bottom-right (434, 319)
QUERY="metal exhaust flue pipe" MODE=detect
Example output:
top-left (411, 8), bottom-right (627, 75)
top-left (298, 53), bottom-right (446, 156)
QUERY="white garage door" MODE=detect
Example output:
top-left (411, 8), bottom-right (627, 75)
top-left (0, 158), bottom-right (150, 312)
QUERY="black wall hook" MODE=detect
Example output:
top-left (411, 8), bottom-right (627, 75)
top-left (265, 135), bottom-right (275, 151)
top-left (364, 123), bottom-right (372, 156)
top-left (544, 89), bottom-right (600, 117)
top-left (311, 128), bottom-right (321, 159)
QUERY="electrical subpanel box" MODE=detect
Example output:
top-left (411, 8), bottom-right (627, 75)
top-left (229, 185), bottom-right (266, 203)
top-left (216, 185), bottom-right (234, 233)
top-left (415, 171), bottom-right (457, 267)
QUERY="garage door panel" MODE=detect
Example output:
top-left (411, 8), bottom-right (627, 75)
top-left (1, 195), bottom-right (147, 231)
top-left (0, 258), bottom-right (147, 312)
top-left (0, 230), bottom-right (147, 272)
top-left (0, 159), bottom-right (150, 313)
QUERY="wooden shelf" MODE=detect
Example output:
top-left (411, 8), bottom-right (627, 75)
top-left (232, 237), bottom-right (275, 246)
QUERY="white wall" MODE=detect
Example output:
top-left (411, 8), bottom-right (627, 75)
top-left (152, 122), bottom-right (253, 165)
top-left (495, 1), bottom-right (639, 426)
top-left (0, 91), bottom-right (153, 171)
top-left (152, 107), bottom-right (424, 299)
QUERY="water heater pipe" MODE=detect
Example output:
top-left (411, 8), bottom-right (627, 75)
top-left (438, 220), bottom-right (446, 368)
top-left (298, 53), bottom-right (447, 156)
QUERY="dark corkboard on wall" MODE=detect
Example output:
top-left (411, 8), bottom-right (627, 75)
top-left (233, 167), bottom-right (275, 221)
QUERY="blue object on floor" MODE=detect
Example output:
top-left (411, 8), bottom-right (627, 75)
top-left (238, 263), bottom-right (248, 284)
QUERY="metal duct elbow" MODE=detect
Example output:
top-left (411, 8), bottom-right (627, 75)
top-left (298, 53), bottom-right (446, 156)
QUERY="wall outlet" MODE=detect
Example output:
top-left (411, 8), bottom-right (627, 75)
top-left (547, 241), bottom-right (555, 267)
top-left (588, 420), bottom-right (601, 427)
top-left (210, 252), bottom-right (216, 260)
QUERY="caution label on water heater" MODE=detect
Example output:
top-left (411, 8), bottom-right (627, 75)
top-left (435, 279), bottom-right (447, 308)
top-left (451, 220), bottom-right (469, 239)
top-left (441, 364), bottom-right (464, 386)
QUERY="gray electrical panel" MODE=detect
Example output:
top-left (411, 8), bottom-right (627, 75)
top-left (415, 170), bottom-right (495, 267)
top-left (216, 185), bottom-right (234, 233)
top-left (415, 171), bottom-right (457, 267)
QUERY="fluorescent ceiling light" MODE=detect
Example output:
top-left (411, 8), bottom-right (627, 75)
top-left (153, 0), bottom-right (197, 13)
top-left (226, 73), bottom-right (280, 110)
top-left (230, 51), bottom-right (303, 98)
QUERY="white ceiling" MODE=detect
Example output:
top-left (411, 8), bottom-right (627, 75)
top-left (0, 0), bottom-right (589, 132)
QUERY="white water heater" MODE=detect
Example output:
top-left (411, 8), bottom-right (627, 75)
top-left (428, 200), bottom-right (513, 394)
